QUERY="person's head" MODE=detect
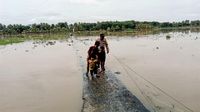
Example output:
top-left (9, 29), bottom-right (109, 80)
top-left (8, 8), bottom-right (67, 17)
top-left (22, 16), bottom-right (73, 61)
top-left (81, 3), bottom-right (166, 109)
top-left (100, 33), bottom-right (105, 40)
top-left (94, 41), bottom-right (100, 47)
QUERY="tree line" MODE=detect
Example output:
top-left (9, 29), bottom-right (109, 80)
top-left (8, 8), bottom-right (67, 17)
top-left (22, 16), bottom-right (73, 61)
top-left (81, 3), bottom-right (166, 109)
top-left (1, 20), bottom-right (200, 35)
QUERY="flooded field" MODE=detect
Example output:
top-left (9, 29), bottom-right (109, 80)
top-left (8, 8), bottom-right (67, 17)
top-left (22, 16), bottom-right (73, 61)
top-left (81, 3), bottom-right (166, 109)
top-left (106, 32), bottom-right (200, 112)
top-left (73, 31), bottom-right (200, 112)
top-left (0, 31), bottom-right (200, 112)
top-left (0, 40), bottom-right (83, 112)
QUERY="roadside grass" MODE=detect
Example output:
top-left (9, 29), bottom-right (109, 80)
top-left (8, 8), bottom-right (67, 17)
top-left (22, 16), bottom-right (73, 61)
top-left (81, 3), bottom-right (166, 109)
top-left (0, 33), bottom-right (69, 45)
top-left (0, 37), bottom-right (25, 45)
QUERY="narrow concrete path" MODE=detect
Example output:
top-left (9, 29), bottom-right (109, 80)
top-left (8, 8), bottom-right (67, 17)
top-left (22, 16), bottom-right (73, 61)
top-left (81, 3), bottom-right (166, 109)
top-left (81, 70), bottom-right (150, 112)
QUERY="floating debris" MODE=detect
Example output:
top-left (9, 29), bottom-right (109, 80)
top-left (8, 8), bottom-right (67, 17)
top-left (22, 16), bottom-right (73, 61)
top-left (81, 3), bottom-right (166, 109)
top-left (156, 47), bottom-right (159, 49)
top-left (82, 39), bottom-right (89, 41)
top-left (45, 41), bottom-right (55, 46)
top-left (114, 71), bottom-right (121, 75)
top-left (166, 35), bottom-right (171, 40)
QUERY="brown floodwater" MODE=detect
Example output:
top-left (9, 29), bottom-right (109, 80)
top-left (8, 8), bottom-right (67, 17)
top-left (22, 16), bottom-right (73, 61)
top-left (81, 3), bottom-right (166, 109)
top-left (72, 32), bottom-right (200, 112)
top-left (0, 41), bottom-right (82, 112)
top-left (0, 31), bottom-right (200, 112)
top-left (107, 32), bottom-right (200, 112)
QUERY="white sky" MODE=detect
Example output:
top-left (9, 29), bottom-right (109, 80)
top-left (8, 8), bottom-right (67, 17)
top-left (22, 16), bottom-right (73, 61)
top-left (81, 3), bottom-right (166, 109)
top-left (0, 0), bottom-right (200, 25)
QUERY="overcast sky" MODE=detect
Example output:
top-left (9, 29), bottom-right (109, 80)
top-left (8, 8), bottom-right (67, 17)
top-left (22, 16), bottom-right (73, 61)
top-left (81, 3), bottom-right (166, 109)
top-left (0, 0), bottom-right (200, 25)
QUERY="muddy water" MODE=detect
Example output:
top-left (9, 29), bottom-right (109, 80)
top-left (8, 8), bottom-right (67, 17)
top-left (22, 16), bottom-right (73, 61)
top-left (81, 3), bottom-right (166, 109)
top-left (106, 32), bottom-right (200, 112)
top-left (0, 41), bottom-right (82, 112)
top-left (0, 32), bottom-right (200, 112)
top-left (72, 32), bottom-right (200, 112)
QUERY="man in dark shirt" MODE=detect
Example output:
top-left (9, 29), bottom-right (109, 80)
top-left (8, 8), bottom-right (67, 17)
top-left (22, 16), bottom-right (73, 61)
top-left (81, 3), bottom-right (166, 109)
top-left (96, 33), bottom-right (109, 72)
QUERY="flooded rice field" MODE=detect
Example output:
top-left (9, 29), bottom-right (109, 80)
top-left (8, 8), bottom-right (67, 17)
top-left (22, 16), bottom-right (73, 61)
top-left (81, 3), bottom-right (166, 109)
top-left (0, 31), bottom-right (200, 112)
top-left (0, 40), bottom-right (83, 112)
top-left (106, 32), bottom-right (200, 112)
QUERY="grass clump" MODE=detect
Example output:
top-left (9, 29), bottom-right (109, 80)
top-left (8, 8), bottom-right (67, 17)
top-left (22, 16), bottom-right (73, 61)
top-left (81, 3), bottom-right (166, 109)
top-left (0, 33), bottom-right (69, 45)
top-left (0, 37), bottom-right (25, 45)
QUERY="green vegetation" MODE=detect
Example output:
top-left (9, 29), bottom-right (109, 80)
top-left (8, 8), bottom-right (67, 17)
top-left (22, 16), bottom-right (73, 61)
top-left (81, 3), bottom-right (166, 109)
top-left (0, 22), bottom-right (69, 35)
top-left (0, 37), bottom-right (25, 45)
top-left (1, 20), bottom-right (200, 35)
top-left (0, 33), bottom-right (69, 45)
top-left (1, 20), bottom-right (200, 45)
